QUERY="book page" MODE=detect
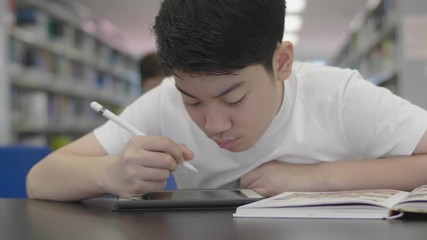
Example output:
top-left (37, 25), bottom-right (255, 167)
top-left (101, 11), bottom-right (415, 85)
top-left (248, 189), bottom-right (407, 209)
top-left (402, 185), bottom-right (427, 202)
top-left (391, 185), bottom-right (427, 213)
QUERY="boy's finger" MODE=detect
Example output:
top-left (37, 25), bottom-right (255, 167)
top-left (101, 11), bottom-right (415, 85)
top-left (178, 144), bottom-right (194, 160)
top-left (132, 136), bottom-right (185, 163)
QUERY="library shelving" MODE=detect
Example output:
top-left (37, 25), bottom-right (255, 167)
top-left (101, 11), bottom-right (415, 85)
top-left (330, 0), bottom-right (427, 109)
top-left (0, 0), bottom-right (141, 147)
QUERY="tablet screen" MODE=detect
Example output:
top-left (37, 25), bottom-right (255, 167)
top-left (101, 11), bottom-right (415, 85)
top-left (115, 189), bottom-right (264, 210)
top-left (142, 189), bottom-right (247, 200)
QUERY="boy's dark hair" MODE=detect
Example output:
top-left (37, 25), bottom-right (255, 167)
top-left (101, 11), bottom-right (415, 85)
top-left (153, 0), bottom-right (286, 76)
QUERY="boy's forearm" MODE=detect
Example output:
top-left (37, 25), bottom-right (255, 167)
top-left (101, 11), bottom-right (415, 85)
top-left (317, 154), bottom-right (427, 192)
top-left (26, 151), bottom-right (113, 201)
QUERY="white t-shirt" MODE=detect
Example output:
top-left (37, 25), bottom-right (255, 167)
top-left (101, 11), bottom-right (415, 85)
top-left (94, 62), bottom-right (427, 189)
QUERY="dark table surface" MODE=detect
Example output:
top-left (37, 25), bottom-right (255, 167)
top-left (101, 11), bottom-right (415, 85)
top-left (1, 198), bottom-right (427, 240)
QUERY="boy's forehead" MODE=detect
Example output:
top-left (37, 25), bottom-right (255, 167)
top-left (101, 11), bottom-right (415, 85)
top-left (173, 64), bottom-right (268, 83)
top-left (174, 71), bottom-right (248, 99)
top-left (173, 70), bottom-right (239, 81)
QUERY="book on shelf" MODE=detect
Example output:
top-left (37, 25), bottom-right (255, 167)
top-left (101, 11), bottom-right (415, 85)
top-left (13, 90), bottom-right (49, 130)
top-left (233, 185), bottom-right (427, 219)
top-left (15, 7), bottom-right (48, 40)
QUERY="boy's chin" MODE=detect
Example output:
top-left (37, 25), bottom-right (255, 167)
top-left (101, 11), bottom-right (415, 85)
top-left (226, 141), bottom-right (255, 152)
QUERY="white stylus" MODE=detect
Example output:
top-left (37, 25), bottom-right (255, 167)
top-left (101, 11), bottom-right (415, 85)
top-left (90, 101), bottom-right (198, 173)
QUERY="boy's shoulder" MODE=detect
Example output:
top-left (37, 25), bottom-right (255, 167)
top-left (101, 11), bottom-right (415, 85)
top-left (290, 62), bottom-right (366, 104)
top-left (293, 61), bottom-right (357, 81)
top-left (146, 76), bottom-right (180, 98)
top-left (292, 62), bottom-right (361, 91)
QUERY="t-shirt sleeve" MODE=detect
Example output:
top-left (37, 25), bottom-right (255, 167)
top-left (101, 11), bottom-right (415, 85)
top-left (341, 72), bottom-right (427, 159)
top-left (93, 84), bottom-right (164, 155)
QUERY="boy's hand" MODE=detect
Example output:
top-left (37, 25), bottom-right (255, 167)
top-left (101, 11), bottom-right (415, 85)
top-left (240, 160), bottom-right (321, 197)
top-left (101, 136), bottom-right (193, 199)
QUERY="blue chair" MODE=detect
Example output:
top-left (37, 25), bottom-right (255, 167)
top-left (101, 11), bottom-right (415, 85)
top-left (166, 174), bottom-right (177, 190)
top-left (0, 145), bottom-right (51, 198)
top-left (0, 145), bottom-right (176, 198)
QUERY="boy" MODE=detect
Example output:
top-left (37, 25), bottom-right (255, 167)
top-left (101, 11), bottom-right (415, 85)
top-left (27, 0), bottom-right (427, 201)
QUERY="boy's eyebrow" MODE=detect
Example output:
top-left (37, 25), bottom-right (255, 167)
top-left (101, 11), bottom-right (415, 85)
top-left (175, 85), bottom-right (197, 98)
top-left (175, 81), bottom-right (245, 99)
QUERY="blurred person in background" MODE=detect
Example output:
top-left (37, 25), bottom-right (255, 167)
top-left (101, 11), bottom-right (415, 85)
top-left (139, 52), bottom-right (165, 93)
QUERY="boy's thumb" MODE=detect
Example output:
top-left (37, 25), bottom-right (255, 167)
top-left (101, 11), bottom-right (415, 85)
top-left (179, 144), bottom-right (194, 161)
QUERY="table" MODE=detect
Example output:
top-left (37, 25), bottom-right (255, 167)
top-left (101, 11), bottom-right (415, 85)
top-left (1, 198), bottom-right (427, 240)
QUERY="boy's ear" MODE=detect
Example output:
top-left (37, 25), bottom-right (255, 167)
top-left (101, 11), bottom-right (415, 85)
top-left (273, 41), bottom-right (294, 81)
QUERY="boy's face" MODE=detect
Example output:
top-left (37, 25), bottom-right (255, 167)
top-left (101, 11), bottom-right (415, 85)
top-left (174, 65), bottom-right (284, 152)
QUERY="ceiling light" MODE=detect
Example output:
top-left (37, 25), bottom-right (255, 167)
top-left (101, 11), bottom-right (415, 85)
top-left (285, 15), bottom-right (303, 32)
top-left (287, 0), bottom-right (306, 14)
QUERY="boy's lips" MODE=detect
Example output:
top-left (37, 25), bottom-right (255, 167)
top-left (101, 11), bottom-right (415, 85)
top-left (214, 138), bottom-right (238, 149)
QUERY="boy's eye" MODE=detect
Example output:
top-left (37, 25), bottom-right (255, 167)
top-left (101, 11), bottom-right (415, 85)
top-left (226, 96), bottom-right (245, 105)
top-left (182, 95), bottom-right (201, 106)
top-left (184, 101), bottom-right (201, 106)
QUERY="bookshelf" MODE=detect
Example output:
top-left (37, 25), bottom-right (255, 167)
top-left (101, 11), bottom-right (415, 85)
top-left (1, 0), bottom-right (141, 147)
top-left (330, 0), bottom-right (427, 110)
top-left (0, 0), bottom-right (11, 145)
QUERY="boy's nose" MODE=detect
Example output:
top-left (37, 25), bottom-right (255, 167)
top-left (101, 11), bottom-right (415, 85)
top-left (204, 111), bottom-right (232, 136)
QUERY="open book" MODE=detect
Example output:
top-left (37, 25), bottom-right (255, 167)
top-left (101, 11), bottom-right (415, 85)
top-left (234, 185), bottom-right (427, 219)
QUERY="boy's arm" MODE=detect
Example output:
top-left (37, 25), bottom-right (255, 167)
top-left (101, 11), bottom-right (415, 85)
top-left (240, 131), bottom-right (427, 197)
top-left (26, 133), bottom-right (115, 201)
top-left (323, 130), bottom-right (427, 191)
top-left (26, 133), bottom-right (192, 201)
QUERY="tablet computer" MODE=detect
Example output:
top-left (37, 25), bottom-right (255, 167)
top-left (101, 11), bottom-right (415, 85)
top-left (114, 189), bottom-right (264, 210)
